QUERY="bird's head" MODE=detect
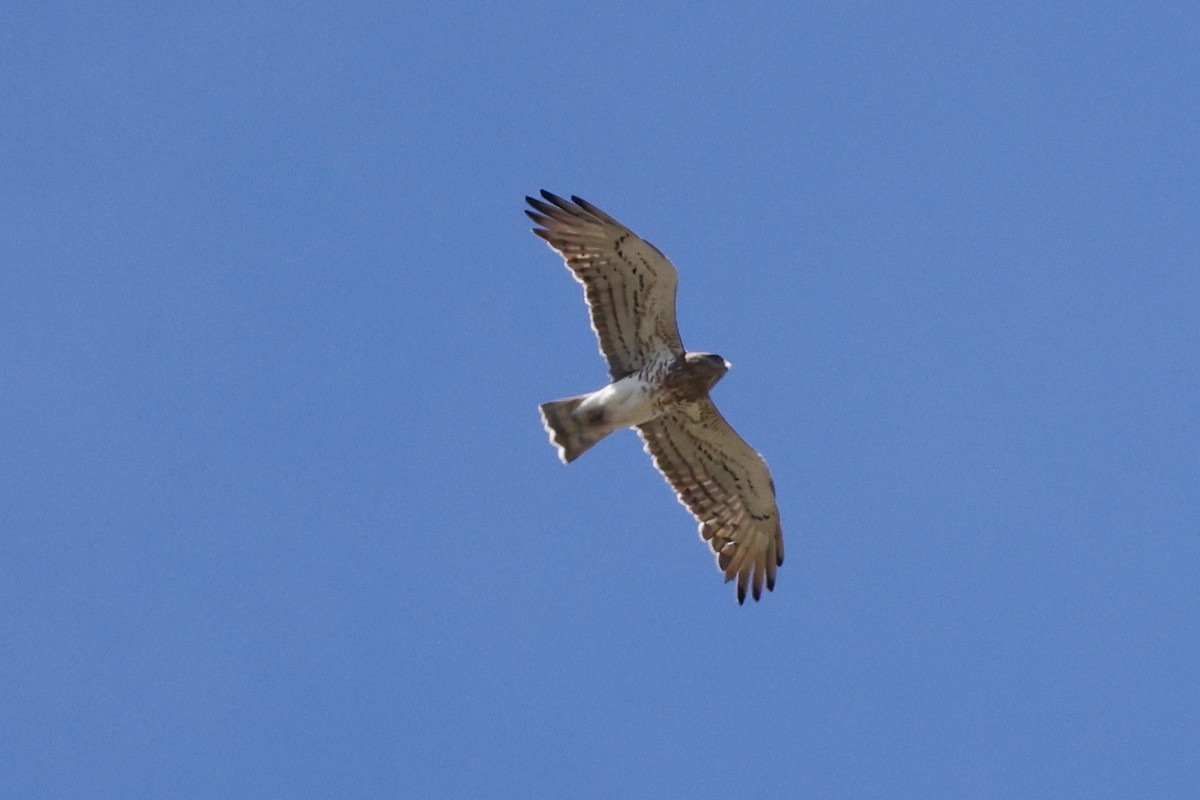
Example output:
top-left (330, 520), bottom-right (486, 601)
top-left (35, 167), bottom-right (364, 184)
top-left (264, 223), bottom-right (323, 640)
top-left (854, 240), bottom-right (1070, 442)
top-left (684, 352), bottom-right (730, 391)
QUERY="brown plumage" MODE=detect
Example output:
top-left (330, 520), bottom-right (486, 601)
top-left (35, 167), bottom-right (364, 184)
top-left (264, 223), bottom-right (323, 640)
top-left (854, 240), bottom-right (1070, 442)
top-left (528, 191), bottom-right (784, 603)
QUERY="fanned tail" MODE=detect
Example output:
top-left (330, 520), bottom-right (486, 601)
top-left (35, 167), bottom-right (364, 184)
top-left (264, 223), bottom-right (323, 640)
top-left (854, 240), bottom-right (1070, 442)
top-left (539, 395), bottom-right (610, 463)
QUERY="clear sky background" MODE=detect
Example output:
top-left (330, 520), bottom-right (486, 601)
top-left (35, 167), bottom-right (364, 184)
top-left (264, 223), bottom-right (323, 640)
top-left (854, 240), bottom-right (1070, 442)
top-left (3, 4), bottom-right (1197, 798)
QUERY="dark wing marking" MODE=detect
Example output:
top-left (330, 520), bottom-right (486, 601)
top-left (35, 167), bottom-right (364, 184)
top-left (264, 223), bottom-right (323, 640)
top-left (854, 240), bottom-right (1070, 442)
top-left (527, 190), bottom-right (684, 379)
top-left (638, 399), bottom-right (784, 604)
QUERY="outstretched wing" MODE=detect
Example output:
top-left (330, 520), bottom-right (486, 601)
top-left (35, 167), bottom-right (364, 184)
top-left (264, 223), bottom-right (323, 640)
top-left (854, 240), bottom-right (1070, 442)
top-left (638, 400), bottom-right (784, 603)
top-left (526, 191), bottom-right (683, 379)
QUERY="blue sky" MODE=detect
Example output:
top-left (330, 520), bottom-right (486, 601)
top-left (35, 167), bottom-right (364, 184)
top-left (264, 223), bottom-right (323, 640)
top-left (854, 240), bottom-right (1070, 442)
top-left (3, 3), bottom-right (1197, 797)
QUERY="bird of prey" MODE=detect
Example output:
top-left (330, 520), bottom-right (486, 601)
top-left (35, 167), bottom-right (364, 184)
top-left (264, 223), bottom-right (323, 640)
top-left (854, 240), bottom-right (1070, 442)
top-left (527, 190), bottom-right (784, 603)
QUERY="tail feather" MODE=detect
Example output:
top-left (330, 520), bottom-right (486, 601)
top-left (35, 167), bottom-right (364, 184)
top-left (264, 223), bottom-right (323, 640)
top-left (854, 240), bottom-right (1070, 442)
top-left (539, 395), bottom-right (610, 463)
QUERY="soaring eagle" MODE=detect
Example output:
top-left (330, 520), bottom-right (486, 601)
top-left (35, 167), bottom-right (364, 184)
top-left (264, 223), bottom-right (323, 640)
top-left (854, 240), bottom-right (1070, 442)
top-left (528, 191), bottom-right (784, 603)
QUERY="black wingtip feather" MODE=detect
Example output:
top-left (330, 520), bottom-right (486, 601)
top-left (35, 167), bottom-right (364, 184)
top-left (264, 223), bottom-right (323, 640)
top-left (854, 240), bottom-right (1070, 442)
top-left (526, 196), bottom-right (557, 216)
top-left (572, 195), bottom-right (606, 218)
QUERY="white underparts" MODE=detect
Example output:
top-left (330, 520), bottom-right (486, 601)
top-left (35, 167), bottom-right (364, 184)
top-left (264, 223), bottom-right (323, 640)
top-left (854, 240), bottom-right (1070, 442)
top-left (577, 374), bottom-right (661, 431)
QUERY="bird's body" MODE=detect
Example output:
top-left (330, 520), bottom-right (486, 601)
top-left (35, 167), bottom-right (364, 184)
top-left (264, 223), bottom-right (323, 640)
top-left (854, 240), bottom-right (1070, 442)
top-left (577, 369), bottom-right (661, 430)
top-left (539, 372), bottom-right (660, 463)
top-left (527, 191), bottom-right (784, 603)
top-left (540, 352), bottom-right (730, 462)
